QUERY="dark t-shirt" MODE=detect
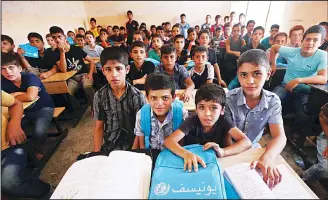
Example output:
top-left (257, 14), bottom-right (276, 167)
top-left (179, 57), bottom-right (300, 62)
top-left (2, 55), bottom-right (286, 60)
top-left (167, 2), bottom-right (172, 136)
top-left (184, 40), bottom-right (199, 55)
top-left (179, 114), bottom-right (235, 147)
top-left (176, 49), bottom-right (190, 65)
top-left (240, 43), bottom-right (266, 54)
top-left (319, 41), bottom-right (328, 51)
top-left (1, 72), bottom-right (54, 112)
top-left (109, 34), bottom-right (125, 43)
top-left (54, 45), bottom-right (88, 74)
top-left (207, 48), bottom-right (218, 65)
top-left (127, 61), bottom-right (155, 90)
top-left (25, 48), bottom-right (58, 72)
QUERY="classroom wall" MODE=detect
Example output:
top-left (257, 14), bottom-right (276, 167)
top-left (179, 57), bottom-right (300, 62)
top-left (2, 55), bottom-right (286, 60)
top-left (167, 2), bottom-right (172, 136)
top-left (2, 1), bottom-right (88, 49)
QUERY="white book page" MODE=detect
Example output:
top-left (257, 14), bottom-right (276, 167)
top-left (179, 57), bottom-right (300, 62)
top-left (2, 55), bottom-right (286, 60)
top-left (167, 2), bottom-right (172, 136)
top-left (272, 164), bottom-right (314, 199)
top-left (224, 163), bottom-right (276, 199)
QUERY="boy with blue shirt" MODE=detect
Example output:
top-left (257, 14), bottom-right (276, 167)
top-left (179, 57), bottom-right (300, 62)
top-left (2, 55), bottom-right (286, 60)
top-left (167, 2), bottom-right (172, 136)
top-left (225, 49), bottom-right (287, 188)
top-left (133, 73), bottom-right (188, 150)
top-left (271, 25), bottom-right (327, 139)
top-left (179, 14), bottom-right (190, 39)
top-left (261, 24), bottom-right (279, 50)
top-left (155, 44), bottom-right (195, 102)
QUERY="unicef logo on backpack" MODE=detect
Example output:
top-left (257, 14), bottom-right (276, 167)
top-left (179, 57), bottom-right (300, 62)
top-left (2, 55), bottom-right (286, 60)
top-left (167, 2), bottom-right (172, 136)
top-left (154, 182), bottom-right (170, 196)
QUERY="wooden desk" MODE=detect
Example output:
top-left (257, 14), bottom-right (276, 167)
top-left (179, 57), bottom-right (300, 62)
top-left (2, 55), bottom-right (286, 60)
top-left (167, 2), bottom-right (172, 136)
top-left (84, 57), bottom-right (100, 64)
top-left (41, 71), bottom-right (77, 95)
top-left (2, 97), bottom-right (39, 118)
top-left (307, 83), bottom-right (328, 116)
top-left (218, 148), bottom-right (318, 199)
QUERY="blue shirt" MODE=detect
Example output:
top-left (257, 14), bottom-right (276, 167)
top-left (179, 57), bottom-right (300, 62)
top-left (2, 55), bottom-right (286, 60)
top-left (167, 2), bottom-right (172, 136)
top-left (225, 88), bottom-right (283, 145)
top-left (278, 46), bottom-right (327, 84)
top-left (155, 63), bottom-right (190, 89)
top-left (260, 37), bottom-right (271, 50)
top-left (1, 72), bottom-right (54, 112)
top-left (179, 22), bottom-right (190, 39)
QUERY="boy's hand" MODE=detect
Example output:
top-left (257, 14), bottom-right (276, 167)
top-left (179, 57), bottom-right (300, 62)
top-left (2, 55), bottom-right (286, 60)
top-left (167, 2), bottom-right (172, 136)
top-left (218, 79), bottom-right (227, 88)
top-left (17, 48), bottom-right (25, 56)
top-left (323, 147), bottom-right (328, 159)
top-left (40, 72), bottom-right (50, 79)
top-left (203, 142), bottom-right (226, 157)
top-left (7, 121), bottom-right (26, 146)
top-left (183, 151), bottom-right (206, 172)
top-left (270, 65), bottom-right (277, 76)
top-left (180, 89), bottom-right (193, 102)
top-left (10, 92), bottom-right (24, 97)
top-left (250, 156), bottom-right (282, 189)
top-left (58, 43), bottom-right (65, 53)
top-left (285, 78), bottom-right (301, 92)
top-left (234, 52), bottom-right (241, 57)
top-left (85, 73), bottom-right (93, 81)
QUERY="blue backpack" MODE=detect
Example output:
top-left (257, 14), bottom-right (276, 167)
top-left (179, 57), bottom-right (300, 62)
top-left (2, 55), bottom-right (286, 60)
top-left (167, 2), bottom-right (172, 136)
top-left (148, 144), bottom-right (227, 199)
top-left (140, 100), bottom-right (184, 149)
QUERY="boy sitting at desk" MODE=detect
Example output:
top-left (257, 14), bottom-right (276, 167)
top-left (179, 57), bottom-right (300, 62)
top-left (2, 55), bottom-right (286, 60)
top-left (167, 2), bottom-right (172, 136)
top-left (50, 26), bottom-right (96, 111)
top-left (155, 44), bottom-right (195, 102)
top-left (1, 52), bottom-right (55, 160)
top-left (164, 83), bottom-right (252, 172)
top-left (1, 90), bottom-right (53, 199)
top-left (148, 34), bottom-right (164, 62)
top-left (93, 47), bottom-right (147, 152)
top-left (188, 46), bottom-right (214, 89)
top-left (133, 73), bottom-right (188, 150)
top-left (225, 49), bottom-right (287, 188)
top-left (174, 34), bottom-right (190, 65)
top-left (127, 41), bottom-right (155, 90)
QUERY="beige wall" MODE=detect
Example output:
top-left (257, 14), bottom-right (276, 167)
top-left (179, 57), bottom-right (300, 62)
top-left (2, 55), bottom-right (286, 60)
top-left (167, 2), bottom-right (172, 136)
top-left (2, 1), bottom-right (88, 50)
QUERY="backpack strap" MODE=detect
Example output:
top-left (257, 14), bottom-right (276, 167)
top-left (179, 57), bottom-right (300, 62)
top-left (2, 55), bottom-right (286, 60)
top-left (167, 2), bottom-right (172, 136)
top-left (140, 104), bottom-right (152, 149)
top-left (172, 99), bottom-right (184, 131)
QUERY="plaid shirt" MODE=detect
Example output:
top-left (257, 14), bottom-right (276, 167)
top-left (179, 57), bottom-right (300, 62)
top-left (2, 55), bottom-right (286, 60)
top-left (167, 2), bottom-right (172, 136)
top-left (93, 82), bottom-right (147, 146)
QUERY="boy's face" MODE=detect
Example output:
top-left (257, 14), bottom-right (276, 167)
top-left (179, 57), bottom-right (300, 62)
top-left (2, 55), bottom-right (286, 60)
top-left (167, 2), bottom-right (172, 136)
top-left (156, 30), bottom-right (165, 38)
top-left (301, 33), bottom-right (322, 54)
top-left (151, 37), bottom-right (163, 50)
top-left (174, 38), bottom-right (185, 52)
top-left (67, 32), bottom-right (75, 40)
top-left (181, 16), bottom-right (186, 23)
top-left (102, 60), bottom-right (130, 88)
top-left (100, 31), bottom-right (108, 39)
top-left (107, 27), bottom-right (112, 33)
top-left (239, 15), bottom-right (245, 23)
top-left (133, 34), bottom-right (143, 42)
top-left (161, 53), bottom-right (176, 71)
top-left (237, 63), bottom-right (270, 98)
top-left (215, 17), bottom-right (221, 24)
top-left (52, 33), bottom-right (66, 45)
top-left (196, 100), bottom-right (224, 129)
top-left (224, 18), bottom-right (230, 24)
top-left (193, 51), bottom-right (208, 67)
top-left (230, 13), bottom-right (236, 21)
top-left (195, 26), bottom-right (200, 33)
top-left (252, 30), bottom-right (264, 43)
top-left (205, 16), bottom-right (211, 23)
top-left (172, 27), bottom-right (180, 37)
top-left (29, 37), bottom-right (44, 51)
top-left (166, 24), bottom-right (171, 30)
top-left (78, 30), bottom-right (85, 35)
top-left (241, 27), bottom-right (247, 36)
top-left (90, 21), bottom-right (96, 28)
top-left (76, 37), bottom-right (85, 47)
top-left (232, 26), bottom-right (241, 37)
top-left (120, 29), bottom-right (125, 35)
top-left (215, 30), bottom-right (223, 37)
top-left (85, 34), bottom-right (95, 45)
top-left (1, 40), bottom-right (15, 53)
top-left (225, 27), bottom-right (231, 36)
top-left (127, 13), bottom-right (133, 20)
top-left (246, 23), bottom-right (255, 34)
top-left (151, 28), bottom-right (157, 34)
top-left (188, 31), bottom-right (197, 41)
top-left (147, 89), bottom-right (175, 117)
top-left (290, 30), bottom-right (303, 45)
top-left (97, 27), bottom-right (102, 34)
top-left (270, 28), bottom-right (279, 37)
top-left (199, 33), bottom-right (210, 46)
top-left (46, 37), bottom-right (57, 48)
top-left (273, 35), bottom-right (287, 46)
top-left (130, 46), bottom-right (146, 64)
top-left (113, 28), bottom-right (120, 36)
top-left (1, 64), bottom-right (22, 81)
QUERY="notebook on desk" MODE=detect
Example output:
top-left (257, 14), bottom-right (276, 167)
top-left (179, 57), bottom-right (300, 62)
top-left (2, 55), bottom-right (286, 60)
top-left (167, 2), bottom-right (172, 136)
top-left (224, 163), bottom-right (316, 199)
top-left (50, 151), bottom-right (152, 199)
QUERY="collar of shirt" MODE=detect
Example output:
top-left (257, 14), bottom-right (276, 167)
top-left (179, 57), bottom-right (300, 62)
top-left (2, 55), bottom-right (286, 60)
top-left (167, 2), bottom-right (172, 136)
top-left (236, 88), bottom-right (269, 111)
top-left (158, 63), bottom-right (180, 73)
top-left (150, 108), bottom-right (173, 127)
top-left (108, 81), bottom-right (132, 101)
top-left (192, 65), bottom-right (206, 75)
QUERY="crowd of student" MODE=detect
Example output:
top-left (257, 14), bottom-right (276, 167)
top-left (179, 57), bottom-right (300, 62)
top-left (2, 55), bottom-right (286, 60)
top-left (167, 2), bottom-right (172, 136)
top-left (1, 9), bottom-right (328, 199)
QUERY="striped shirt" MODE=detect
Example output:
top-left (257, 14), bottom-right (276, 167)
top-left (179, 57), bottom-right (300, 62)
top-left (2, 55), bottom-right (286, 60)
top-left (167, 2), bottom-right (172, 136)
top-left (93, 82), bottom-right (147, 148)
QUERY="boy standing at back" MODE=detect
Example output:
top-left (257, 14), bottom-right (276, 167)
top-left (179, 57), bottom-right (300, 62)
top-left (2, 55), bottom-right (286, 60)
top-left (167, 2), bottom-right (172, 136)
top-left (243, 20), bottom-right (256, 45)
top-left (164, 84), bottom-right (252, 172)
top-left (225, 49), bottom-right (286, 188)
top-left (93, 47), bottom-right (147, 152)
top-left (133, 73), bottom-right (188, 150)
top-left (89, 18), bottom-right (99, 38)
top-left (126, 10), bottom-right (139, 46)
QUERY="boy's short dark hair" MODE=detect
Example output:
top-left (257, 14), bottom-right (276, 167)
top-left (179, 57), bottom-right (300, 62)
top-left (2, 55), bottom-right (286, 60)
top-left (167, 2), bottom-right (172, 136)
top-left (151, 34), bottom-right (163, 42)
top-left (156, 26), bottom-right (164, 31)
top-left (246, 20), bottom-right (256, 27)
top-left (319, 21), bottom-right (328, 27)
top-left (172, 24), bottom-right (180, 30)
top-left (253, 26), bottom-right (265, 34)
top-left (85, 31), bottom-right (95, 38)
top-left (76, 34), bottom-right (85, 39)
top-left (230, 11), bottom-right (236, 15)
top-left (303, 25), bottom-right (326, 41)
top-left (1, 34), bottom-right (14, 45)
top-left (215, 15), bottom-right (221, 20)
top-left (90, 18), bottom-right (96, 23)
top-left (187, 27), bottom-right (196, 35)
top-left (274, 32), bottom-right (288, 41)
top-left (160, 44), bottom-right (176, 56)
top-left (100, 46), bottom-right (128, 67)
top-left (239, 13), bottom-right (246, 18)
top-left (129, 41), bottom-right (147, 52)
top-left (215, 27), bottom-right (223, 32)
top-left (180, 13), bottom-right (186, 18)
top-left (113, 26), bottom-right (119, 31)
top-left (1, 52), bottom-right (22, 67)
top-left (195, 83), bottom-right (226, 107)
top-left (45, 33), bottom-right (52, 38)
top-left (206, 15), bottom-right (211, 18)
top-left (166, 22), bottom-right (171, 26)
top-left (195, 25), bottom-right (200, 29)
top-left (49, 26), bottom-right (65, 35)
top-left (107, 25), bottom-right (112, 28)
top-left (27, 32), bottom-right (44, 43)
top-left (120, 26), bottom-right (125, 31)
top-left (174, 34), bottom-right (185, 42)
top-left (224, 23), bottom-right (231, 28)
top-left (97, 25), bottom-right (102, 28)
top-left (233, 24), bottom-right (241, 29)
top-left (237, 49), bottom-right (269, 71)
top-left (100, 28), bottom-right (108, 34)
top-left (198, 30), bottom-right (210, 39)
top-left (270, 24), bottom-right (280, 30)
top-left (224, 16), bottom-right (230, 21)
top-left (144, 72), bottom-right (176, 97)
top-left (192, 46), bottom-right (208, 57)
top-left (150, 25), bottom-right (156, 29)
top-left (78, 27), bottom-right (85, 32)
top-left (67, 31), bottom-right (75, 35)
top-left (127, 10), bottom-right (133, 15)
top-left (241, 25), bottom-right (246, 29)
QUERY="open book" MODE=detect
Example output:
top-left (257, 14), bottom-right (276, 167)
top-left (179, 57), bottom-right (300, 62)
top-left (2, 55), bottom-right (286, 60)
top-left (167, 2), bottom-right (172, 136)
top-left (224, 163), bottom-right (316, 199)
top-left (50, 151), bottom-right (152, 199)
